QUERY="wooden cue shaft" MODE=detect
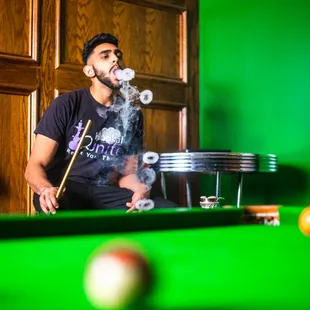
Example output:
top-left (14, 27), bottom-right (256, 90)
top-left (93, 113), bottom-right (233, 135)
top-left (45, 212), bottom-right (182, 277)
top-left (56, 119), bottom-right (92, 200)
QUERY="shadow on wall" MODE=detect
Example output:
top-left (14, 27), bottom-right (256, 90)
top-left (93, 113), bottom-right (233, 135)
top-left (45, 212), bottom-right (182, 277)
top-left (200, 84), bottom-right (242, 205)
top-left (241, 164), bottom-right (309, 206)
top-left (201, 84), bottom-right (241, 150)
top-left (200, 165), bottom-right (308, 207)
top-left (0, 178), bottom-right (9, 196)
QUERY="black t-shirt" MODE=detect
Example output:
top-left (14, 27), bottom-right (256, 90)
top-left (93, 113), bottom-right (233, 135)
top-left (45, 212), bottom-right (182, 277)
top-left (35, 88), bottom-right (143, 186)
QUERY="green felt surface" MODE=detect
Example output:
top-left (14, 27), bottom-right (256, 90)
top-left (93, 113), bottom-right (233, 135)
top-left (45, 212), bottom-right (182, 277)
top-left (0, 207), bottom-right (309, 310)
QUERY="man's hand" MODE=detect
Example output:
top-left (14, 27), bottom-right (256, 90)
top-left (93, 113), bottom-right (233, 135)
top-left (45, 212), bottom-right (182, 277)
top-left (39, 187), bottom-right (65, 215)
top-left (126, 189), bottom-right (150, 213)
top-left (122, 155), bottom-right (139, 175)
top-left (118, 167), bottom-right (151, 213)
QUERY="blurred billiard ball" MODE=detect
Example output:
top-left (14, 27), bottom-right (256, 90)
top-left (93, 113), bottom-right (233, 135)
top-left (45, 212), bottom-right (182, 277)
top-left (299, 207), bottom-right (310, 236)
top-left (84, 242), bottom-right (151, 310)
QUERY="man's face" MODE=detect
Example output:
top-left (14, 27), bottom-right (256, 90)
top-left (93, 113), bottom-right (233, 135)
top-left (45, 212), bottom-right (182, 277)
top-left (88, 43), bottom-right (123, 90)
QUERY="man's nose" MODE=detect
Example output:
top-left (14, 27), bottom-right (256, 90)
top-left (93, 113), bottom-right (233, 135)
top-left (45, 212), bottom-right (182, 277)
top-left (111, 53), bottom-right (119, 63)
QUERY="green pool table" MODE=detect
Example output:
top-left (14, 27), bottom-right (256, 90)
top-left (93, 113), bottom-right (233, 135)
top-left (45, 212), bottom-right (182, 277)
top-left (0, 206), bottom-right (309, 310)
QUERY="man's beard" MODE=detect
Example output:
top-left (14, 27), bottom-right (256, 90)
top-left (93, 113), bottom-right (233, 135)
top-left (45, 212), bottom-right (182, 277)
top-left (93, 66), bottom-right (120, 90)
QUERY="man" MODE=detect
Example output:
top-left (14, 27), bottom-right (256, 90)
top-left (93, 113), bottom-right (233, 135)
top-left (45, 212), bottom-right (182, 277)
top-left (25, 33), bottom-right (175, 214)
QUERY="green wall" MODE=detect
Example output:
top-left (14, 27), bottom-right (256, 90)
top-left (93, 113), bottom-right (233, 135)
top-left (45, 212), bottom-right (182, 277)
top-left (199, 0), bottom-right (310, 205)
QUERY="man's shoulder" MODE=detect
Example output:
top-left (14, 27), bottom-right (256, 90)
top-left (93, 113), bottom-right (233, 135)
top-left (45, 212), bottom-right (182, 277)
top-left (53, 88), bottom-right (89, 103)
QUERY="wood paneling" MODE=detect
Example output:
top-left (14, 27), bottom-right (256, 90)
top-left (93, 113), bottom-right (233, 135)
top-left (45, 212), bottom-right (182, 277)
top-left (60, 0), bottom-right (182, 79)
top-left (0, 94), bottom-right (30, 213)
top-left (40, 0), bottom-right (57, 112)
top-left (0, 0), bottom-right (199, 213)
top-left (142, 106), bottom-right (186, 204)
top-left (0, 0), bottom-right (38, 62)
top-left (60, 0), bottom-right (115, 65)
top-left (0, 0), bottom-right (39, 214)
top-left (0, 62), bottom-right (38, 95)
top-left (143, 107), bottom-right (182, 152)
top-left (122, 0), bottom-right (185, 11)
top-left (146, 0), bottom-right (185, 6)
top-left (144, 6), bottom-right (179, 77)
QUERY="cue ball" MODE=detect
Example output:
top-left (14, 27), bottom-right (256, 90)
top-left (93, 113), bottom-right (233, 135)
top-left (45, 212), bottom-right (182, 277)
top-left (84, 244), bottom-right (151, 310)
top-left (299, 207), bottom-right (310, 236)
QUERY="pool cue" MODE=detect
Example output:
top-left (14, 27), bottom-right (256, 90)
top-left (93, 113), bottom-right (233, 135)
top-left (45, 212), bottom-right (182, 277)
top-left (56, 119), bottom-right (92, 200)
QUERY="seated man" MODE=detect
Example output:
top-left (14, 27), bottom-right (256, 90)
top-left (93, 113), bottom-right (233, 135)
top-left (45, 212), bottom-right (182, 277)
top-left (25, 33), bottom-right (177, 214)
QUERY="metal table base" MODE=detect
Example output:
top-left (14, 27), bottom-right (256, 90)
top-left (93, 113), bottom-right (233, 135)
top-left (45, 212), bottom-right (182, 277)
top-left (153, 152), bottom-right (277, 208)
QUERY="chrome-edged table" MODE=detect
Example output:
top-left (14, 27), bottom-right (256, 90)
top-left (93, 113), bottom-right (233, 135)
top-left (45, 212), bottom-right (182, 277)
top-left (151, 151), bottom-right (278, 208)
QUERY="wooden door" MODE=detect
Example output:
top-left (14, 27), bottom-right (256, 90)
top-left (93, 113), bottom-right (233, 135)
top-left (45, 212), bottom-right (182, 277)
top-left (0, 0), bottom-right (199, 214)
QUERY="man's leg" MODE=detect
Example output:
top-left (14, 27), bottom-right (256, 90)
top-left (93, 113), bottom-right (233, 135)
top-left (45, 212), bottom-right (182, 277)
top-left (90, 185), bottom-right (179, 210)
top-left (90, 185), bottom-right (134, 210)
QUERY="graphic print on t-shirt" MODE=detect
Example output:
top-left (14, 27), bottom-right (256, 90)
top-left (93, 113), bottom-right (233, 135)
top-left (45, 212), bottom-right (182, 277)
top-left (68, 120), bottom-right (84, 150)
top-left (67, 120), bottom-right (125, 161)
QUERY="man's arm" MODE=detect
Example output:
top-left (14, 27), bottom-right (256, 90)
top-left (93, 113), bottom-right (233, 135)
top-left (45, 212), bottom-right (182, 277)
top-left (119, 173), bottom-right (149, 194)
top-left (118, 110), bottom-right (147, 211)
top-left (118, 155), bottom-right (150, 212)
top-left (119, 173), bottom-right (150, 212)
top-left (118, 155), bottom-right (148, 191)
top-left (25, 134), bottom-right (60, 214)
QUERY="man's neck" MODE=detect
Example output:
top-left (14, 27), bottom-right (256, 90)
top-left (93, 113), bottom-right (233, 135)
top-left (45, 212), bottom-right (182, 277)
top-left (90, 84), bottom-right (114, 107)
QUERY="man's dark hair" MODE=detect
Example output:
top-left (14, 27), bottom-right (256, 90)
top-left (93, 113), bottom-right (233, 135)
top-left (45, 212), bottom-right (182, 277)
top-left (82, 33), bottom-right (119, 64)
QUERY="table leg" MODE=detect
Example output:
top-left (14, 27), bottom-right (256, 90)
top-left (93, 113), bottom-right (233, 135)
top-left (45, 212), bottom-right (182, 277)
top-left (237, 173), bottom-right (243, 208)
top-left (160, 172), bottom-right (168, 199)
top-left (185, 175), bottom-right (192, 209)
top-left (216, 171), bottom-right (221, 197)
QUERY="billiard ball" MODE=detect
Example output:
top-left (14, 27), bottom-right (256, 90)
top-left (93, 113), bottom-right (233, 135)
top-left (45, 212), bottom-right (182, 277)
top-left (298, 207), bottom-right (310, 236)
top-left (84, 242), bottom-right (151, 310)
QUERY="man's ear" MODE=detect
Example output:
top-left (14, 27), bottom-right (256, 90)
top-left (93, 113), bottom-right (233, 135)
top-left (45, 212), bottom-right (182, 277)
top-left (83, 65), bottom-right (95, 78)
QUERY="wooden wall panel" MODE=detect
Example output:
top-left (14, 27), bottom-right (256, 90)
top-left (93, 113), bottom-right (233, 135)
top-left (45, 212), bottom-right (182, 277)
top-left (0, 0), bottom-right (38, 62)
top-left (60, 0), bottom-right (182, 78)
top-left (0, 63), bottom-right (38, 94)
top-left (114, 1), bottom-right (180, 78)
top-left (145, 8), bottom-right (179, 77)
top-left (141, 105), bottom-right (187, 205)
top-left (0, 94), bottom-right (29, 213)
top-left (0, 0), bottom-right (39, 214)
top-left (122, 0), bottom-right (185, 10)
top-left (142, 107), bottom-right (184, 152)
top-left (134, 77), bottom-right (185, 103)
top-left (40, 0), bottom-right (57, 113)
top-left (61, 0), bottom-right (115, 65)
top-left (113, 1), bottom-right (147, 72)
top-left (148, 0), bottom-right (185, 6)
top-left (0, 0), bottom-right (31, 56)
